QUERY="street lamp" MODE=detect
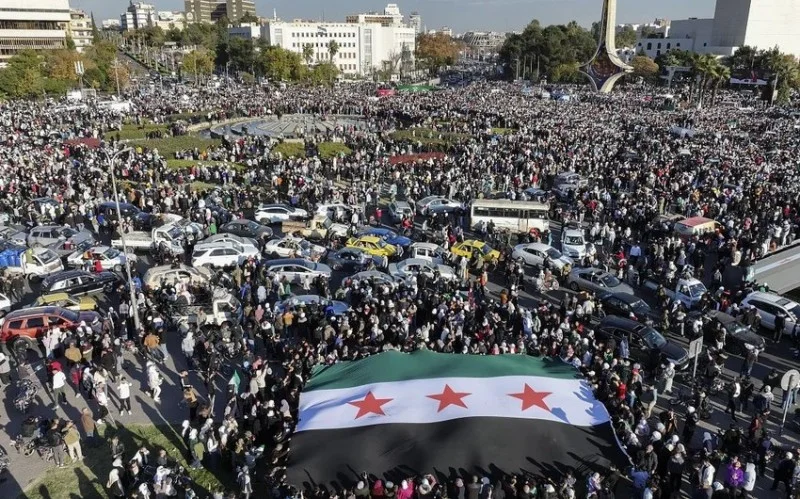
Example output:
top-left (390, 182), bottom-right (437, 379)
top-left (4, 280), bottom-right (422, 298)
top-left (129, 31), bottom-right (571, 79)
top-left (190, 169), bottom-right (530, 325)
top-left (103, 147), bottom-right (141, 333)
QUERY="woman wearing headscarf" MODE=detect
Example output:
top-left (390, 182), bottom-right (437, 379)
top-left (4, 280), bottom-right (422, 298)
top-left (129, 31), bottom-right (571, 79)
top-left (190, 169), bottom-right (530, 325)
top-left (106, 468), bottom-right (125, 498)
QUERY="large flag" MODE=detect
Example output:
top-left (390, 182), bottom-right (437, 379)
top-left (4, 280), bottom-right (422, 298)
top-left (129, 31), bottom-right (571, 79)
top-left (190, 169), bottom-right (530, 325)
top-left (287, 350), bottom-right (629, 489)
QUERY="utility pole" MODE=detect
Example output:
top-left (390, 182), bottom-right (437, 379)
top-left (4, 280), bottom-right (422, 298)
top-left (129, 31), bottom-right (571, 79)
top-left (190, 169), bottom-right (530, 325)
top-left (113, 58), bottom-right (121, 96)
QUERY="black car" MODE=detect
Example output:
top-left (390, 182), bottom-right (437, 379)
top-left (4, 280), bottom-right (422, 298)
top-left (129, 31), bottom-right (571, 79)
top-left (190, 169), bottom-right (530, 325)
top-left (325, 247), bottom-right (375, 272)
top-left (96, 202), bottom-right (153, 230)
top-left (596, 315), bottom-right (689, 370)
top-left (41, 270), bottom-right (121, 296)
top-left (697, 310), bottom-right (766, 355)
top-left (219, 219), bottom-right (273, 240)
top-left (598, 292), bottom-right (659, 324)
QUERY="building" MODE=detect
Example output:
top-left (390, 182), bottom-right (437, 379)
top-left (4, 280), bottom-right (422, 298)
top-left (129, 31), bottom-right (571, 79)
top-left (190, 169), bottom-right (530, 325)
top-left (67, 9), bottom-right (93, 53)
top-left (101, 19), bottom-right (122, 30)
top-left (408, 12), bottom-right (422, 35)
top-left (121, 2), bottom-right (156, 31)
top-left (229, 24), bottom-right (261, 40)
top-left (184, 0), bottom-right (227, 24)
top-left (261, 19), bottom-right (416, 77)
top-left (0, 0), bottom-right (70, 65)
top-left (709, 0), bottom-right (800, 56)
top-left (154, 11), bottom-right (186, 30)
top-left (428, 26), bottom-right (453, 37)
top-left (634, 18), bottom-right (713, 59)
top-left (346, 3), bottom-right (404, 26)
top-left (461, 31), bottom-right (506, 55)
top-left (227, 0), bottom-right (256, 23)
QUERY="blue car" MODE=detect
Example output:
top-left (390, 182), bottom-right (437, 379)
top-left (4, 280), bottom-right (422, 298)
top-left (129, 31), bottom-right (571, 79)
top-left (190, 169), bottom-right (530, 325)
top-left (357, 227), bottom-right (412, 249)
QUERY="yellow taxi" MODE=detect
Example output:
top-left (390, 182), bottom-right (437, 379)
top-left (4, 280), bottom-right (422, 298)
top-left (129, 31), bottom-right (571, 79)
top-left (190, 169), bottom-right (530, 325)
top-left (450, 240), bottom-right (500, 262)
top-left (34, 292), bottom-right (98, 311)
top-left (345, 235), bottom-right (397, 258)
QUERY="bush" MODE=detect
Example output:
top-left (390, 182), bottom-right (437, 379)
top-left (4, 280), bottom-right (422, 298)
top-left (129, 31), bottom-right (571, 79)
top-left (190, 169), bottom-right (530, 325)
top-left (318, 142), bottom-right (352, 159)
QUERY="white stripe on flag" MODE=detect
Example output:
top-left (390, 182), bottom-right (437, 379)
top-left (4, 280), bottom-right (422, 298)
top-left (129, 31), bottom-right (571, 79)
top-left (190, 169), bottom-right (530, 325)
top-left (296, 375), bottom-right (609, 432)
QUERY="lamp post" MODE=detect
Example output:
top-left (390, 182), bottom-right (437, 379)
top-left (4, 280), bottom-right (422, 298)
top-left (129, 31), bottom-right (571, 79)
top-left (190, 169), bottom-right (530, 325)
top-left (103, 147), bottom-right (141, 333)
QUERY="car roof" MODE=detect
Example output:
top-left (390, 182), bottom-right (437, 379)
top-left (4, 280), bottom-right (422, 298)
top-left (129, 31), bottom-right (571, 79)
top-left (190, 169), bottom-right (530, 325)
top-left (401, 258), bottom-right (434, 266)
top-left (746, 291), bottom-right (792, 304)
top-left (599, 315), bottom-right (642, 330)
top-left (45, 270), bottom-right (89, 280)
top-left (32, 224), bottom-right (66, 231)
top-left (39, 292), bottom-right (70, 301)
top-left (563, 228), bottom-right (583, 235)
top-left (521, 242), bottom-right (552, 251)
top-left (603, 292), bottom-right (641, 304)
top-left (392, 201), bottom-right (411, 207)
top-left (356, 235), bottom-right (381, 243)
top-left (707, 310), bottom-right (738, 324)
top-left (411, 242), bottom-right (439, 249)
top-left (266, 258), bottom-right (314, 266)
top-left (5, 306), bottom-right (68, 319)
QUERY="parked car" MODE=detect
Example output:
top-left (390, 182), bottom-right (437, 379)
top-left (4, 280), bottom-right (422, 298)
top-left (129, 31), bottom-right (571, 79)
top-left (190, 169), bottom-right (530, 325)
top-left (346, 236), bottom-right (398, 258)
top-left (450, 240), bottom-right (500, 262)
top-left (415, 196), bottom-right (464, 216)
top-left (388, 258), bottom-right (458, 282)
top-left (191, 240), bottom-right (259, 268)
top-left (326, 247), bottom-right (375, 272)
top-left (27, 225), bottom-right (93, 249)
top-left (276, 295), bottom-right (350, 316)
top-left (567, 268), bottom-right (634, 295)
top-left (349, 270), bottom-right (403, 290)
top-left (142, 264), bottom-right (212, 291)
top-left (32, 293), bottom-right (98, 311)
top-left (0, 292), bottom-right (10, 317)
top-left (597, 292), bottom-right (658, 324)
top-left (596, 315), bottom-right (689, 370)
top-left (0, 306), bottom-right (101, 357)
top-left (408, 242), bottom-right (447, 264)
top-left (357, 227), bottom-right (412, 250)
top-left (40, 270), bottom-right (121, 296)
top-left (512, 243), bottom-right (573, 274)
top-left (264, 258), bottom-right (332, 284)
top-left (264, 237), bottom-right (327, 260)
top-left (66, 245), bottom-right (137, 271)
top-left (697, 310), bottom-right (766, 354)
top-left (560, 227), bottom-right (595, 260)
top-left (96, 202), bottom-right (154, 230)
top-left (388, 201), bottom-right (414, 223)
top-left (202, 233), bottom-right (260, 253)
top-left (741, 291), bottom-right (800, 335)
top-left (254, 204), bottom-right (309, 224)
top-left (219, 219), bottom-right (273, 240)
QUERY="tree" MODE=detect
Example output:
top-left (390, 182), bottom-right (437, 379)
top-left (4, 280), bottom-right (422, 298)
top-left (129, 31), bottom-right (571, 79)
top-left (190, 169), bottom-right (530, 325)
top-left (239, 12), bottom-right (258, 25)
top-left (327, 39), bottom-right (340, 63)
top-left (182, 49), bottom-right (215, 83)
top-left (302, 44), bottom-right (314, 65)
top-left (65, 36), bottom-right (76, 51)
top-left (0, 51), bottom-right (45, 98)
top-left (616, 26), bottom-right (637, 48)
top-left (229, 37), bottom-right (254, 72)
top-left (416, 32), bottom-right (460, 76)
top-left (309, 62), bottom-right (339, 85)
top-left (91, 12), bottom-right (101, 43)
top-left (259, 46), bottom-right (304, 81)
top-left (550, 62), bottom-right (581, 83)
top-left (631, 56), bottom-right (659, 78)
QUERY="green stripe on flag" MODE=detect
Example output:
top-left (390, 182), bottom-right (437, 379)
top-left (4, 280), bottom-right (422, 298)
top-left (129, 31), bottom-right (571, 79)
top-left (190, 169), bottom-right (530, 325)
top-left (304, 350), bottom-right (579, 392)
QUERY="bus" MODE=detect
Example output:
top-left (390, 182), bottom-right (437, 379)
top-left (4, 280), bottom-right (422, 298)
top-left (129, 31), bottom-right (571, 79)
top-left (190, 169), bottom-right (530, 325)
top-left (469, 199), bottom-right (550, 234)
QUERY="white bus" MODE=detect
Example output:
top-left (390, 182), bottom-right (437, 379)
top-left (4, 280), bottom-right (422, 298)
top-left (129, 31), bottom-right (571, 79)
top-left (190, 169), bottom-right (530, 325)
top-left (470, 199), bottom-right (550, 234)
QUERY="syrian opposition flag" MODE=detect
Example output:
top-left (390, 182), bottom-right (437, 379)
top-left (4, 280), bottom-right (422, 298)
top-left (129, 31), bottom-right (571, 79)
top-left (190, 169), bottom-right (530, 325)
top-left (287, 350), bottom-right (629, 488)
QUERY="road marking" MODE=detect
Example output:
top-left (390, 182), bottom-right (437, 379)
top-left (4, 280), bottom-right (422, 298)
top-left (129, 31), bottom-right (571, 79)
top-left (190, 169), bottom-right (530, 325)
top-left (755, 250), bottom-right (800, 275)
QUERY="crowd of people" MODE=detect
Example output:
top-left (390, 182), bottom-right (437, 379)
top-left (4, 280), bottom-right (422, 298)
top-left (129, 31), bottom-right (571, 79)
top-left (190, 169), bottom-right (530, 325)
top-left (0, 76), bottom-right (798, 499)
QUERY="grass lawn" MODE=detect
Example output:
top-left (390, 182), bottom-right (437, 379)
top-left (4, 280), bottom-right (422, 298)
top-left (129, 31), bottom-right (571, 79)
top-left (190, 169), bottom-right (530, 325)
top-left (104, 123), bottom-right (170, 141)
top-left (491, 127), bottom-right (517, 135)
top-left (131, 135), bottom-right (222, 159)
top-left (271, 141), bottom-right (306, 158)
top-left (167, 111), bottom-right (208, 122)
top-left (318, 142), bottom-right (352, 160)
top-left (390, 127), bottom-right (472, 147)
top-left (20, 424), bottom-right (233, 499)
top-left (165, 159), bottom-right (244, 171)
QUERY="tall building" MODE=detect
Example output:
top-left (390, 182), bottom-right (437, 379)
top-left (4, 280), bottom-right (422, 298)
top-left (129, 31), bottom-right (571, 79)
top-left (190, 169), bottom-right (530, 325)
top-left (154, 11), bottom-right (186, 30)
top-left (346, 3), bottom-right (404, 26)
top-left (120, 2), bottom-right (156, 31)
top-left (185, 0), bottom-right (227, 24)
top-left (227, 0), bottom-right (256, 23)
top-left (408, 12), bottom-right (422, 35)
top-left (0, 0), bottom-right (70, 65)
top-left (710, 0), bottom-right (800, 56)
top-left (68, 9), bottom-right (94, 52)
top-left (261, 19), bottom-right (416, 77)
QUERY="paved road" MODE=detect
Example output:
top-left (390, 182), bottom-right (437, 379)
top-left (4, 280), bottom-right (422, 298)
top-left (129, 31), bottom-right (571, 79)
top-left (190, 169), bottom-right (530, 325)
top-left (753, 243), bottom-right (800, 294)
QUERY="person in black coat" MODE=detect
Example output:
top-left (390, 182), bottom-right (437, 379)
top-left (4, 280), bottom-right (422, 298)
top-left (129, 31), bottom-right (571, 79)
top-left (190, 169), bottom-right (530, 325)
top-left (771, 453), bottom-right (796, 494)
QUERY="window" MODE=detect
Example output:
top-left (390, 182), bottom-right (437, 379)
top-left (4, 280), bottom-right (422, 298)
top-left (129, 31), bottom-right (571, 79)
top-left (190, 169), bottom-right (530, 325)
top-left (657, 43), bottom-right (661, 49)
top-left (656, 50), bottom-right (661, 56)
top-left (666, 43), bottom-right (671, 49)
top-left (26, 317), bottom-right (44, 328)
top-left (703, 42), bottom-right (707, 47)
top-left (646, 42), bottom-right (652, 50)
top-left (677, 43), bottom-right (681, 47)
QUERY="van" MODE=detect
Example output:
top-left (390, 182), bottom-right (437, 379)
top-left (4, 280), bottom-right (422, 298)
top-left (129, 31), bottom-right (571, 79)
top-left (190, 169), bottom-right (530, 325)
top-left (143, 264), bottom-right (212, 291)
top-left (1, 306), bottom-right (101, 356)
top-left (741, 291), bottom-right (800, 335)
top-left (96, 202), bottom-right (154, 230)
top-left (673, 217), bottom-right (722, 240)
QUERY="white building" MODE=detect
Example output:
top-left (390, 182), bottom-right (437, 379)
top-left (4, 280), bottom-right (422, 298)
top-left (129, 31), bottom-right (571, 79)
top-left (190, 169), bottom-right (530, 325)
top-left (102, 19), bottom-right (122, 30)
top-left (68, 9), bottom-right (93, 53)
top-left (229, 24), bottom-right (261, 40)
top-left (261, 20), bottom-right (415, 77)
top-left (408, 12), bottom-right (422, 35)
top-left (0, 0), bottom-right (70, 65)
top-left (346, 3), bottom-right (404, 26)
top-left (121, 2), bottom-right (156, 31)
top-left (154, 11), bottom-right (186, 31)
top-left (633, 18), bottom-right (714, 59)
top-left (709, 0), bottom-right (800, 57)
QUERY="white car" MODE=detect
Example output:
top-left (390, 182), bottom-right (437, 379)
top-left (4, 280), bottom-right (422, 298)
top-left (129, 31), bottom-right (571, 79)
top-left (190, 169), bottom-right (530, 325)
top-left (264, 237), bottom-right (326, 259)
top-left (66, 245), bottom-right (137, 272)
top-left (561, 228), bottom-right (596, 260)
top-left (388, 258), bottom-right (458, 282)
top-left (191, 240), bottom-right (259, 268)
top-left (264, 258), bottom-right (332, 284)
top-left (0, 292), bottom-right (11, 317)
top-left (350, 270), bottom-right (403, 289)
top-left (204, 233), bottom-right (260, 253)
top-left (254, 204), bottom-right (309, 224)
top-left (408, 242), bottom-right (447, 264)
top-left (512, 243), bottom-right (573, 272)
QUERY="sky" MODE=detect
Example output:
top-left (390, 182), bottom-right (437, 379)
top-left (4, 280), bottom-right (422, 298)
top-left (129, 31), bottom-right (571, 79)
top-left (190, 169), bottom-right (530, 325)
top-left (77, 0), bottom-right (717, 33)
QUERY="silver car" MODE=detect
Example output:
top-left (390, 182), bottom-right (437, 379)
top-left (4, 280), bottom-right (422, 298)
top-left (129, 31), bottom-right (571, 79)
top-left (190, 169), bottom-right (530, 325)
top-left (415, 196), bottom-right (464, 216)
top-left (388, 201), bottom-right (414, 223)
top-left (28, 225), bottom-right (94, 249)
top-left (567, 267), bottom-right (634, 295)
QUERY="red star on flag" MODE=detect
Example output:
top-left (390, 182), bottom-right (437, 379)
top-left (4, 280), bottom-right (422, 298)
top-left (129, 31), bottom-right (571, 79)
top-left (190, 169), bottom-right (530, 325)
top-left (426, 384), bottom-right (471, 412)
top-left (348, 391), bottom-right (393, 419)
top-left (509, 384), bottom-right (552, 412)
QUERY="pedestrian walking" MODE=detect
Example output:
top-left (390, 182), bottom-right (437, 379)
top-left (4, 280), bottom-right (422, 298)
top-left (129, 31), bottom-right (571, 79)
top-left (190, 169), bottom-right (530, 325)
top-left (118, 376), bottom-right (132, 416)
top-left (726, 377), bottom-right (741, 421)
top-left (80, 407), bottom-right (96, 447)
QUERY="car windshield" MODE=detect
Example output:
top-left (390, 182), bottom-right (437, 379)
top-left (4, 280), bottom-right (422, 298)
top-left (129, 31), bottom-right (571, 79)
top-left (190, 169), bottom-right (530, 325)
top-left (641, 328), bottom-right (668, 349)
top-left (545, 248), bottom-right (563, 259)
top-left (688, 282), bottom-right (707, 298)
top-left (600, 274), bottom-right (621, 287)
top-left (628, 298), bottom-right (648, 310)
top-left (166, 227), bottom-right (183, 240)
top-left (59, 227), bottom-right (77, 237)
top-left (564, 235), bottom-right (584, 245)
top-left (59, 309), bottom-right (80, 322)
top-left (480, 244), bottom-right (494, 255)
top-left (102, 248), bottom-right (121, 259)
top-left (785, 304), bottom-right (800, 320)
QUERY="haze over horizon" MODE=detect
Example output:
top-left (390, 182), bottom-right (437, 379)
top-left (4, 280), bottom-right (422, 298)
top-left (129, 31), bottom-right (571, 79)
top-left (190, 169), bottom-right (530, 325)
top-left (75, 0), bottom-right (716, 33)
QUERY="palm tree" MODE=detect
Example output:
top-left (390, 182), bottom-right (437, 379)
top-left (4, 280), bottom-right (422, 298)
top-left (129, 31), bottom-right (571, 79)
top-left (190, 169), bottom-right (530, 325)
top-left (302, 44), bottom-right (314, 66)
top-left (327, 39), bottom-right (340, 63)
top-left (690, 53), bottom-right (716, 106)
top-left (710, 63), bottom-right (731, 106)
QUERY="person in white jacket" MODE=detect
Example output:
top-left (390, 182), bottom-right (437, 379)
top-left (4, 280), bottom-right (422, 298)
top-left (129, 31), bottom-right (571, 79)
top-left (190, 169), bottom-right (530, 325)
top-left (147, 362), bottom-right (162, 402)
top-left (743, 462), bottom-right (756, 498)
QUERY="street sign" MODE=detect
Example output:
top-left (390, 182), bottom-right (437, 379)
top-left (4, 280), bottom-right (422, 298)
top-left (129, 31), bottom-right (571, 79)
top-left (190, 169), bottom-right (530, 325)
top-left (781, 369), bottom-right (800, 391)
top-left (688, 337), bottom-right (703, 359)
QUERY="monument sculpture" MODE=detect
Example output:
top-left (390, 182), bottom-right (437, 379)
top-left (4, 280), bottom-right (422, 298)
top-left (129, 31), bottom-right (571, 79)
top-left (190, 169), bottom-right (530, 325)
top-left (580, 0), bottom-right (633, 93)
